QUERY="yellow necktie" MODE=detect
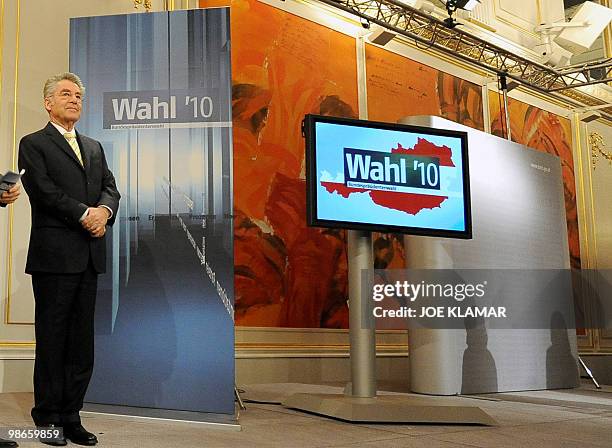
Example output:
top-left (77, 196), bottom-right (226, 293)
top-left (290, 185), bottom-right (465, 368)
top-left (63, 132), bottom-right (83, 166)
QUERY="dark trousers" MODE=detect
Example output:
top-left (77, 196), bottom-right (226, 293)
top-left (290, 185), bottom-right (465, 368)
top-left (31, 262), bottom-right (98, 426)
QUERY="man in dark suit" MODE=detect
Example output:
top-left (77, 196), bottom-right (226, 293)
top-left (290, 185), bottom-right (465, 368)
top-left (18, 72), bottom-right (120, 446)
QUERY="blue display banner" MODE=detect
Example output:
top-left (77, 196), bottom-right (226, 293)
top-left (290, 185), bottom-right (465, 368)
top-left (70, 9), bottom-right (235, 416)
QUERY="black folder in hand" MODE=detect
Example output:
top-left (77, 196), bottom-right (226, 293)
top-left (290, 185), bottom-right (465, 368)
top-left (0, 169), bottom-right (24, 191)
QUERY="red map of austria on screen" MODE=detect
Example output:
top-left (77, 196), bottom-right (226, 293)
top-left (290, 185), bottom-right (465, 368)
top-left (321, 138), bottom-right (455, 215)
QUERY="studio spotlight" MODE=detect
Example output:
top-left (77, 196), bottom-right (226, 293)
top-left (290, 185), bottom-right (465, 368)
top-left (444, 0), bottom-right (481, 28)
top-left (579, 111), bottom-right (602, 123)
top-left (505, 80), bottom-right (520, 92)
top-left (454, 0), bottom-right (480, 10)
top-left (397, 0), bottom-right (435, 14)
top-left (534, 1), bottom-right (612, 66)
top-left (367, 25), bottom-right (396, 46)
top-left (556, 1), bottom-right (612, 55)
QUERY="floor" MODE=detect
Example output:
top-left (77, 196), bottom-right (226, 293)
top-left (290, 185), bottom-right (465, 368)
top-left (1, 382), bottom-right (611, 447)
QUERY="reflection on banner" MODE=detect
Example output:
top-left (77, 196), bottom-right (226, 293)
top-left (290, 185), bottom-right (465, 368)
top-left (161, 177), bottom-right (234, 320)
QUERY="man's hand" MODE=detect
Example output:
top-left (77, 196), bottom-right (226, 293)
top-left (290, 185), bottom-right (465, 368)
top-left (82, 206), bottom-right (110, 238)
top-left (0, 184), bottom-right (21, 205)
top-left (89, 225), bottom-right (106, 238)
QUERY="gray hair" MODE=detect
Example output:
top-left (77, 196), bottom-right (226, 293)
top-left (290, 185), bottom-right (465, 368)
top-left (43, 72), bottom-right (85, 100)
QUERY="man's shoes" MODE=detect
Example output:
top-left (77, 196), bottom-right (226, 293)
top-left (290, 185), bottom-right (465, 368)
top-left (38, 424), bottom-right (66, 446)
top-left (63, 423), bottom-right (98, 446)
top-left (0, 437), bottom-right (18, 447)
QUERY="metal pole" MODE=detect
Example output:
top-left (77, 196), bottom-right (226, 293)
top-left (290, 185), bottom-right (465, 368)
top-left (347, 230), bottom-right (376, 398)
top-left (500, 74), bottom-right (512, 141)
top-left (234, 385), bottom-right (246, 410)
top-left (579, 356), bottom-right (601, 389)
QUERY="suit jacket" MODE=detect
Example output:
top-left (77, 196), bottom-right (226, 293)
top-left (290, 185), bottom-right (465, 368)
top-left (18, 122), bottom-right (120, 274)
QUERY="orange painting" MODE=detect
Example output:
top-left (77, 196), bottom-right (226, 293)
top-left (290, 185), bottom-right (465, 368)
top-left (222, 0), bottom-right (358, 327)
top-left (489, 94), bottom-right (580, 269)
top-left (366, 44), bottom-right (485, 130)
top-left (201, 0), bottom-right (486, 328)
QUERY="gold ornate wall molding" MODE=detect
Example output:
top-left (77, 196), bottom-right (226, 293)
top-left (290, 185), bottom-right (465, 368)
top-left (4, 0), bottom-right (24, 326)
top-left (589, 132), bottom-right (612, 170)
top-left (235, 327), bottom-right (408, 359)
top-left (134, 0), bottom-right (153, 11)
top-left (577, 119), bottom-right (612, 353)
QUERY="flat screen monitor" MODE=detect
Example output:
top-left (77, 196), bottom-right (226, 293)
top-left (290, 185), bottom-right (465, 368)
top-left (304, 114), bottom-right (472, 239)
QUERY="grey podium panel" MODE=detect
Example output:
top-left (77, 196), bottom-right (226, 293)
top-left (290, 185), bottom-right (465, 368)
top-left (401, 116), bottom-right (579, 395)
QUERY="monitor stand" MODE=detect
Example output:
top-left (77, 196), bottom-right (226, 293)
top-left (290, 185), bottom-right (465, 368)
top-left (282, 230), bottom-right (496, 425)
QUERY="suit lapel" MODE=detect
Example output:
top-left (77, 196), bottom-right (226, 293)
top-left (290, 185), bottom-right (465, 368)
top-left (44, 122), bottom-right (85, 172)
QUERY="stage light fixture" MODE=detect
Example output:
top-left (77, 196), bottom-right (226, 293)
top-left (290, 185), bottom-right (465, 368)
top-left (534, 1), bottom-right (612, 66)
top-left (443, 0), bottom-right (480, 28)
top-left (366, 1), bottom-right (435, 46)
top-left (367, 25), bottom-right (396, 46)
top-left (579, 111), bottom-right (602, 123)
top-left (397, 0), bottom-right (435, 14)
top-left (556, 1), bottom-right (612, 55)
top-left (532, 41), bottom-right (573, 67)
top-left (455, 0), bottom-right (480, 11)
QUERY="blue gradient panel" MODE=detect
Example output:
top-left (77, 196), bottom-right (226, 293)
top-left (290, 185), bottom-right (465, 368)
top-left (70, 9), bottom-right (234, 415)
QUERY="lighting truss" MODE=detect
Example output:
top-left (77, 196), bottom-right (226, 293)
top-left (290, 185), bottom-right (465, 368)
top-left (317, 0), bottom-right (612, 96)
top-left (553, 58), bottom-right (612, 91)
